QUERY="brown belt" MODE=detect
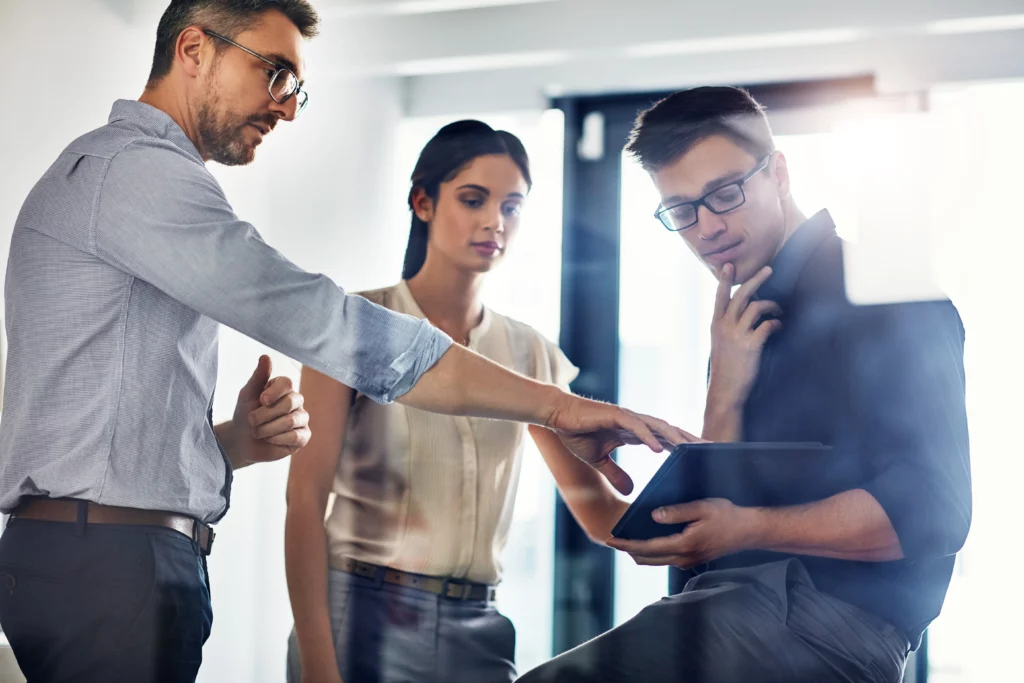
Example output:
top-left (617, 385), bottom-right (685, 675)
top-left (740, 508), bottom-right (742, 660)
top-left (335, 557), bottom-right (496, 602)
top-left (12, 498), bottom-right (215, 556)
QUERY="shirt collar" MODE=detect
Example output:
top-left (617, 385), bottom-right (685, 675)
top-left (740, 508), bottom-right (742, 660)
top-left (758, 209), bottom-right (836, 305)
top-left (396, 280), bottom-right (492, 344)
top-left (108, 100), bottom-right (203, 163)
top-left (395, 280), bottom-right (427, 319)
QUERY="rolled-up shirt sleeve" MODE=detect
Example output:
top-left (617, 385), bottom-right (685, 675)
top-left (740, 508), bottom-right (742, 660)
top-left (851, 301), bottom-right (971, 561)
top-left (93, 139), bottom-right (451, 404)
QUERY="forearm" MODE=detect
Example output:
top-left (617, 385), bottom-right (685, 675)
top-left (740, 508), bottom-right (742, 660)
top-left (285, 501), bottom-right (340, 673)
top-left (530, 425), bottom-right (629, 542)
top-left (749, 489), bottom-right (904, 562)
top-left (702, 391), bottom-right (744, 441)
top-left (567, 491), bottom-right (630, 544)
top-left (398, 343), bottom-right (565, 424)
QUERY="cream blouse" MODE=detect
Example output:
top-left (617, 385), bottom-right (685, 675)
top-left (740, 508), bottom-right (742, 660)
top-left (324, 281), bottom-right (578, 584)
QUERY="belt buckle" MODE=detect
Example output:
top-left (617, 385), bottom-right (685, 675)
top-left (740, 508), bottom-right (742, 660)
top-left (442, 579), bottom-right (470, 600)
top-left (193, 521), bottom-right (214, 557)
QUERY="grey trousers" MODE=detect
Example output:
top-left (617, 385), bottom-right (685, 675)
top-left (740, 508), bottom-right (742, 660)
top-left (517, 559), bottom-right (910, 683)
top-left (287, 568), bottom-right (516, 683)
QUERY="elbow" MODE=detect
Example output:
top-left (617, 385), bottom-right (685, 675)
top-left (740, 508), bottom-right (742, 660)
top-left (581, 507), bottom-right (629, 547)
top-left (285, 483), bottom-right (331, 520)
top-left (555, 492), bottom-right (626, 547)
top-left (563, 511), bottom-right (611, 546)
top-left (937, 499), bottom-right (972, 556)
top-left (946, 512), bottom-right (971, 555)
top-left (903, 511), bottom-right (972, 561)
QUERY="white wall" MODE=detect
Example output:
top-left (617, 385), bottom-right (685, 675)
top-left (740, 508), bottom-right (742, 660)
top-left (0, 0), bottom-right (154, 301)
top-left (0, 2), bottom-right (404, 682)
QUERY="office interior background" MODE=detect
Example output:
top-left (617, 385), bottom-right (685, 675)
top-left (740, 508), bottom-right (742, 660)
top-left (1, 0), bottom-right (1023, 681)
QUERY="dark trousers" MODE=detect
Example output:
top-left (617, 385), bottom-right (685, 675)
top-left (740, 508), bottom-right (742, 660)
top-left (517, 559), bottom-right (909, 683)
top-left (287, 568), bottom-right (517, 683)
top-left (0, 516), bottom-right (213, 683)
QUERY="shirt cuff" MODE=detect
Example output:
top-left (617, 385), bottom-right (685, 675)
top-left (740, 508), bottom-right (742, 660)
top-left (378, 319), bottom-right (453, 404)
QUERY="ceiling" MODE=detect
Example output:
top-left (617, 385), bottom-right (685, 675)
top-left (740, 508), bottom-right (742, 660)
top-left (97, 0), bottom-right (1024, 114)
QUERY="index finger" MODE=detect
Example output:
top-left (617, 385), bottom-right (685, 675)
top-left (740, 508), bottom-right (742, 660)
top-left (645, 417), bottom-right (701, 447)
top-left (249, 391), bottom-right (304, 426)
top-left (729, 265), bottom-right (773, 314)
top-left (713, 263), bottom-right (734, 320)
top-left (260, 376), bottom-right (297, 406)
top-left (618, 423), bottom-right (696, 450)
top-left (617, 411), bottom-right (665, 454)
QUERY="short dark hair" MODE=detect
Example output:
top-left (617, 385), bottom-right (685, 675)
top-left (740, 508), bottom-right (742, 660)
top-left (402, 120), bottom-right (532, 281)
top-left (625, 86), bottom-right (775, 171)
top-left (148, 0), bottom-right (319, 85)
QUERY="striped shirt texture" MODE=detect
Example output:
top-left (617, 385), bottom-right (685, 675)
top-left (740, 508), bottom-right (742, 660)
top-left (0, 100), bottom-right (451, 524)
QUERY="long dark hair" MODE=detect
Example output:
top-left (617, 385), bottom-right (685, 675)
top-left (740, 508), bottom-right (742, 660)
top-left (402, 120), bottom-right (532, 281)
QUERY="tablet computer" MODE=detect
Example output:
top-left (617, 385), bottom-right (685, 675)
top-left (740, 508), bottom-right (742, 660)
top-left (611, 442), bottom-right (839, 540)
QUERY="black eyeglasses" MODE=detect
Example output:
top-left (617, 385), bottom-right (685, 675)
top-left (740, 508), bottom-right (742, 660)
top-left (203, 30), bottom-right (308, 117)
top-left (654, 154), bottom-right (772, 232)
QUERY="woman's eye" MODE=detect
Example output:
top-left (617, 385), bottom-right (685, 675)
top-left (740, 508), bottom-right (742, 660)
top-left (503, 204), bottom-right (522, 217)
top-left (461, 197), bottom-right (484, 209)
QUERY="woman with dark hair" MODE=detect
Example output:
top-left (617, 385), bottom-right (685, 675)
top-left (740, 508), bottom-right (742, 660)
top-left (284, 120), bottom-right (631, 683)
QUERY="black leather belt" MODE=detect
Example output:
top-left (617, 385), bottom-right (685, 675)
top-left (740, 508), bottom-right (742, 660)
top-left (335, 557), bottom-right (496, 602)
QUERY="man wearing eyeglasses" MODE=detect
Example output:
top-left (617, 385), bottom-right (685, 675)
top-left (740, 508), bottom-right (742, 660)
top-left (519, 87), bottom-right (970, 682)
top-left (0, 2), bottom-right (695, 681)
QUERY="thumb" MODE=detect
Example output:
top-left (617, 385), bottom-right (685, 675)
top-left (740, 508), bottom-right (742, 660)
top-left (592, 456), bottom-right (634, 496)
top-left (241, 355), bottom-right (272, 396)
top-left (653, 501), bottom-right (704, 525)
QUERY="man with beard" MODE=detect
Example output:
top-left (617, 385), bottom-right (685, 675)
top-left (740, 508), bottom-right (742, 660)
top-left (0, 2), bottom-right (694, 681)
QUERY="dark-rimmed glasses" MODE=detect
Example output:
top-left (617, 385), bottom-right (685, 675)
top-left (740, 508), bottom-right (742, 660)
top-left (654, 154), bottom-right (772, 232)
top-left (203, 30), bottom-right (309, 117)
